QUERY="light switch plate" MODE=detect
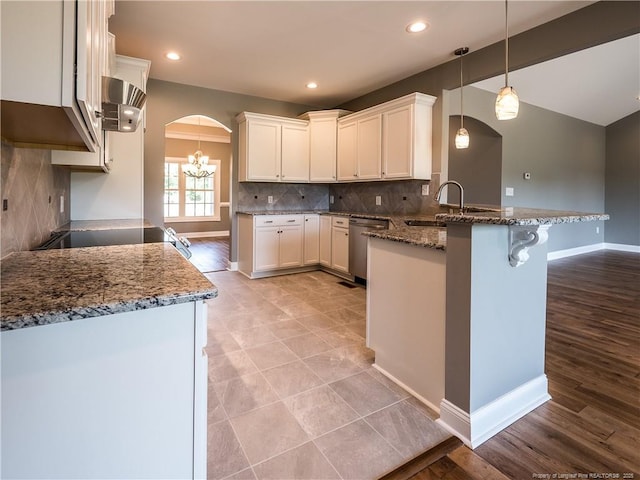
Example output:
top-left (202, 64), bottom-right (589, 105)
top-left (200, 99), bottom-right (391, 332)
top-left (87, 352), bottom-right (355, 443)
top-left (421, 184), bottom-right (429, 196)
top-left (375, 195), bottom-right (382, 206)
top-left (267, 195), bottom-right (273, 204)
top-left (505, 187), bottom-right (514, 197)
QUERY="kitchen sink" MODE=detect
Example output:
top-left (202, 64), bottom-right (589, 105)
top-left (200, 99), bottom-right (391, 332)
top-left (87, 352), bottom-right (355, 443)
top-left (404, 219), bottom-right (446, 227)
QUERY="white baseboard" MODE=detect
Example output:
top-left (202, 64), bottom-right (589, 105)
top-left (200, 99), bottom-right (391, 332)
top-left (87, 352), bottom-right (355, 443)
top-left (372, 364), bottom-right (441, 415)
top-left (183, 231), bottom-right (230, 239)
top-left (604, 243), bottom-right (640, 253)
top-left (437, 374), bottom-right (550, 449)
top-left (547, 242), bottom-right (640, 260)
top-left (547, 243), bottom-right (604, 261)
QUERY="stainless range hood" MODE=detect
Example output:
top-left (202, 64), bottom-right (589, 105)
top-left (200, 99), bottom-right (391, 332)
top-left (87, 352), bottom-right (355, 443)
top-left (101, 76), bottom-right (147, 132)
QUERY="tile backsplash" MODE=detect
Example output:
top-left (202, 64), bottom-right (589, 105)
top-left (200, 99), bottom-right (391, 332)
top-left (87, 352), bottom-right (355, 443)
top-left (329, 179), bottom-right (439, 214)
top-left (1, 142), bottom-right (70, 257)
top-left (238, 182), bottom-right (329, 212)
top-left (237, 178), bottom-right (441, 215)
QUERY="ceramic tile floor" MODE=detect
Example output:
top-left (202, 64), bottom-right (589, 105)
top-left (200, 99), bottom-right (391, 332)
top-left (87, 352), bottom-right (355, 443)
top-left (203, 270), bottom-right (451, 480)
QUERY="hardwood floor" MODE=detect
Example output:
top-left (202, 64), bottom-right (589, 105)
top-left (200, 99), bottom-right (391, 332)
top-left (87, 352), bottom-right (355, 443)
top-left (410, 250), bottom-right (640, 479)
top-left (188, 237), bottom-right (229, 273)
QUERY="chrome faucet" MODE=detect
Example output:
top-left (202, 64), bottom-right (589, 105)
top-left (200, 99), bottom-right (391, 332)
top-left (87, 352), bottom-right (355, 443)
top-left (435, 180), bottom-right (465, 212)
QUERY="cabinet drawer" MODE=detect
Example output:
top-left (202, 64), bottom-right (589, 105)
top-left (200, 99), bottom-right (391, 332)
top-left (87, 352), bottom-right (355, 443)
top-left (331, 216), bottom-right (349, 228)
top-left (255, 215), bottom-right (302, 227)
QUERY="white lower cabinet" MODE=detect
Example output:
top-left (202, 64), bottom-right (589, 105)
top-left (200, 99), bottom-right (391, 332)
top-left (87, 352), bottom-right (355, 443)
top-left (330, 216), bottom-right (350, 273)
top-left (238, 213), bottom-right (351, 279)
top-left (319, 215), bottom-right (332, 266)
top-left (238, 214), bottom-right (305, 277)
top-left (303, 214), bottom-right (320, 265)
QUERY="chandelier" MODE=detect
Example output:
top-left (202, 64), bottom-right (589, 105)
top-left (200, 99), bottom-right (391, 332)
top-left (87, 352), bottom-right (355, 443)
top-left (182, 117), bottom-right (216, 178)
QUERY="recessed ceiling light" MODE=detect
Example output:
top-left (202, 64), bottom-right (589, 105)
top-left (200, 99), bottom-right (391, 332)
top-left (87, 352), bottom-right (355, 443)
top-left (165, 52), bottom-right (181, 61)
top-left (306, 82), bottom-right (318, 89)
top-left (406, 21), bottom-right (428, 33)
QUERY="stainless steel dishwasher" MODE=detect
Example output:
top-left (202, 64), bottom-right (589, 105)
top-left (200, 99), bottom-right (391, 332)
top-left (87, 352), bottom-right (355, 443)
top-left (349, 217), bottom-right (389, 283)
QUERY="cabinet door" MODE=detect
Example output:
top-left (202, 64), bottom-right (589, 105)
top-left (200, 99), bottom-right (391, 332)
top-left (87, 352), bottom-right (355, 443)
top-left (382, 105), bottom-right (413, 178)
top-left (309, 118), bottom-right (337, 182)
top-left (319, 216), bottom-right (332, 267)
top-left (337, 121), bottom-right (358, 181)
top-left (357, 114), bottom-right (382, 180)
top-left (247, 120), bottom-right (281, 181)
top-left (279, 226), bottom-right (304, 268)
top-left (254, 226), bottom-right (280, 271)
top-left (76, 0), bottom-right (103, 146)
top-left (331, 227), bottom-right (350, 273)
top-left (281, 122), bottom-right (310, 182)
top-left (303, 215), bottom-right (320, 265)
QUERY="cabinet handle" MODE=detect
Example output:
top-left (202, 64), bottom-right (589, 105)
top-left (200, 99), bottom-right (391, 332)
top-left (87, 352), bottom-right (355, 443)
top-left (287, 219), bottom-right (296, 222)
top-left (276, 174), bottom-right (280, 178)
top-left (265, 220), bottom-right (273, 224)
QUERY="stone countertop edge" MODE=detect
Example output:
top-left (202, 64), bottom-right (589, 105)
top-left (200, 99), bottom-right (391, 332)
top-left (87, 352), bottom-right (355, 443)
top-left (365, 227), bottom-right (447, 250)
top-left (0, 243), bottom-right (218, 332)
top-left (436, 208), bottom-right (610, 226)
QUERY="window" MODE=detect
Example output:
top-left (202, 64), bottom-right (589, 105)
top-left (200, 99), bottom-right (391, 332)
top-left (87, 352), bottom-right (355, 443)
top-left (164, 157), bottom-right (221, 221)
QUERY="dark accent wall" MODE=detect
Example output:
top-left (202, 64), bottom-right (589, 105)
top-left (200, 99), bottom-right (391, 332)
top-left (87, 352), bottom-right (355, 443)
top-left (448, 115), bottom-right (502, 206)
top-left (605, 111), bottom-right (640, 246)
top-left (1, 142), bottom-right (70, 257)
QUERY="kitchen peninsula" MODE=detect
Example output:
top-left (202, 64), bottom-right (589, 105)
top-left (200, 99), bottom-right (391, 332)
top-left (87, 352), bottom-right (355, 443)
top-left (1, 242), bottom-right (217, 479)
top-left (366, 206), bottom-right (609, 449)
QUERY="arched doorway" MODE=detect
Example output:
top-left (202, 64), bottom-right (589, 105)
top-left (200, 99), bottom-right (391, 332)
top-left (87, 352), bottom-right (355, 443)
top-left (164, 115), bottom-right (232, 272)
top-left (448, 115), bottom-right (503, 206)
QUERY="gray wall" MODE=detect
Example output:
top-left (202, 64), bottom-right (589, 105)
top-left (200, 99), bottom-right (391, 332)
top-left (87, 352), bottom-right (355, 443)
top-left (1, 142), bottom-right (70, 257)
top-left (448, 115), bottom-right (502, 206)
top-left (605, 111), bottom-right (640, 246)
top-left (143, 79), bottom-right (315, 260)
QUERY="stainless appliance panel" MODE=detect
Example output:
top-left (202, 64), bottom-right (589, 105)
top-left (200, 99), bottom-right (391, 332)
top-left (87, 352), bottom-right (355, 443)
top-left (348, 217), bottom-right (389, 282)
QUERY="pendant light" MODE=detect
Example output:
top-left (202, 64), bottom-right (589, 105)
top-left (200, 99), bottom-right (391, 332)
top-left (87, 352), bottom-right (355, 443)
top-left (182, 117), bottom-right (216, 178)
top-left (454, 47), bottom-right (470, 149)
top-left (495, 0), bottom-right (519, 120)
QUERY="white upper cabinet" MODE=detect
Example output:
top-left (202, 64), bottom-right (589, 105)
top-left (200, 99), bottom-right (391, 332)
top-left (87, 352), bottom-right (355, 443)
top-left (1, 0), bottom-right (113, 152)
top-left (281, 122), bottom-right (310, 182)
top-left (382, 94), bottom-right (435, 180)
top-left (299, 110), bottom-right (350, 183)
top-left (337, 92), bottom-right (436, 181)
top-left (237, 112), bottom-right (309, 182)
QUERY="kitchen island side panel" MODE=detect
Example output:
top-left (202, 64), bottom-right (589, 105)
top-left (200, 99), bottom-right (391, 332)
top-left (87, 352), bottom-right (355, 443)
top-left (1, 302), bottom-right (200, 479)
top-left (367, 237), bottom-right (446, 410)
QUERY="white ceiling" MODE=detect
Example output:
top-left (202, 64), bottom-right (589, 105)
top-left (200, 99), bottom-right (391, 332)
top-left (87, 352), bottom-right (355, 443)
top-left (472, 33), bottom-right (640, 126)
top-left (109, 1), bottom-right (638, 124)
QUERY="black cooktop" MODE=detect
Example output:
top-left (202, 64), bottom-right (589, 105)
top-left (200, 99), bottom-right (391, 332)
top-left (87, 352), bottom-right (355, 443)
top-left (34, 227), bottom-right (168, 250)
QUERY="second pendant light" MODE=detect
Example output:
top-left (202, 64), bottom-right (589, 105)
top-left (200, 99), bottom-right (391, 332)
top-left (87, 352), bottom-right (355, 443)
top-left (455, 47), bottom-right (470, 149)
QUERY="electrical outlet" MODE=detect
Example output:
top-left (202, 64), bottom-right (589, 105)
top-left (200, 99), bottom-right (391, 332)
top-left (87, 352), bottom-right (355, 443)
top-left (330, 195), bottom-right (334, 204)
top-left (60, 195), bottom-right (64, 213)
top-left (375, 195), bottom-right (382, 206)
top-left (267, 195), bottom-right (273, 204)
top-left (421, 184), bottom-right (429, 196)
top-left (596, 226), bottom-right (600, 234)
top-left (505, 187), bottom-right (514, 197)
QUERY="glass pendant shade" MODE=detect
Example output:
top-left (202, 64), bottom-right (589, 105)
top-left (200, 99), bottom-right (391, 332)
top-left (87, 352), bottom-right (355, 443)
top-left (495, 86), bottom-right (519, 120)
top-left (455, 127), bottom-right (470, 149)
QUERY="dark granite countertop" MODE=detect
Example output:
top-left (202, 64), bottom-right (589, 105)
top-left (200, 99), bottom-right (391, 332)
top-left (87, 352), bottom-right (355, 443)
top-left (0, 243), bottom-right (218, 331)
top-left (435, 207), bottom-right (609, 226)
